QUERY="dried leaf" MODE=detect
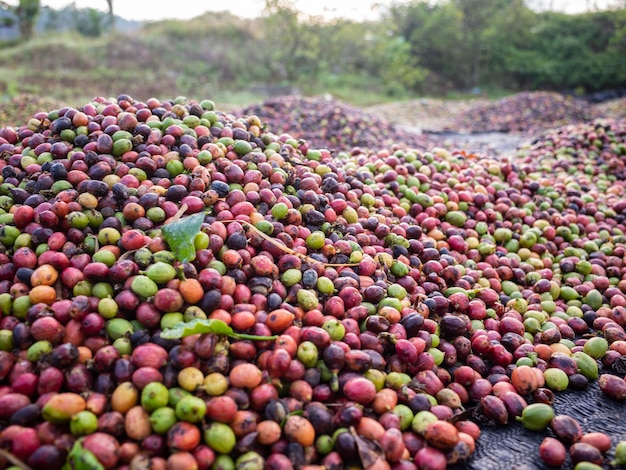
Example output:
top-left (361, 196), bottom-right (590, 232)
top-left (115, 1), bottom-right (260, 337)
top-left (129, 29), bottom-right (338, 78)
top-left (352, 428), bottom-right (385, 469)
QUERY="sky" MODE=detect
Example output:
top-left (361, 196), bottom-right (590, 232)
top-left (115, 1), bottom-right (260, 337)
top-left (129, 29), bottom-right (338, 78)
top-left (13, 0), bottom-right (623, 23)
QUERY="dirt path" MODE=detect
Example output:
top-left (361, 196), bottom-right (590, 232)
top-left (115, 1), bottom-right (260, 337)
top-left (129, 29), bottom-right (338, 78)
top-left (429, 131), bottom-right (531, 158)
top-left (398, 122), bottom-right (531, 158)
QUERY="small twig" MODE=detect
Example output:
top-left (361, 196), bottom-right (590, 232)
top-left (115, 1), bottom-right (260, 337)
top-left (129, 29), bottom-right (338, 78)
top-left (0, 449), bottom-right (33, 470)
top-left (222, 219), bottom-right (359, 268)
top-left (323, 262), bottom-right (361, 267)
top-left (117, 242), bottom-right (150, 261)
top-left (165, 203), bottom-right (189, 225)
top-left (118, 248), bottom-right (139, 262)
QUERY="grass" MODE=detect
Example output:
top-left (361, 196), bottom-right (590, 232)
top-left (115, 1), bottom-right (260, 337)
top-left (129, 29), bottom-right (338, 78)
top-left (442, 86), bottom-right (516, 101)
top-left (213, 90), bottom-right (268, 111)
top-left (0, 20), bottom-right (511, 126)
top-left (0, 23), bottom-right (422, 111)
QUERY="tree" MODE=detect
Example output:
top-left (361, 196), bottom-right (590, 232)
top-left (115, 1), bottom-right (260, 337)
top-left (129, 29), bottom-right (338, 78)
top-left (0, 0), bottom-right (40, 40)
top-left (451, 0), bottom-right (514, 90)
top-left (383, 1), bottom-right (466, 92)
top-left (375, 35), bottom-right (428, 95)
top-left (105, 0), bottom-right (114, 30)
top-left (261, 0), bottom-right (322, 83)
top-left (482, 0), bottom-right (538, 89)
top-left (14, 0), bottom-right (39, 40)
top-left (73, 6), bottom-right (108, 37)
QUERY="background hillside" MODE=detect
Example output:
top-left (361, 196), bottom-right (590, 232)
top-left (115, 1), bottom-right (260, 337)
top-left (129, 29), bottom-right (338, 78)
top-left (0, 0), bottom-right (625, 116)
top-left (0, 4), bottom-right (140, 40)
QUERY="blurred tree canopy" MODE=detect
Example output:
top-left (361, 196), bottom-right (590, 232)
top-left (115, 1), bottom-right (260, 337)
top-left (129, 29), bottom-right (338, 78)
top-left (1, 0), bottom-right (625, 99)
top-left (0, 0), bottom-right (40, 40)
top-left (382, 0), bottom-right (626, 94)
top-left (255, 0), bottom-right (626, 95)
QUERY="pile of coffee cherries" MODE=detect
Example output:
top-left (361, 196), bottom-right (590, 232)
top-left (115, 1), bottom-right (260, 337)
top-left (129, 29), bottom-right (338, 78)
top-left (0, 94), bottom-right (624, 470)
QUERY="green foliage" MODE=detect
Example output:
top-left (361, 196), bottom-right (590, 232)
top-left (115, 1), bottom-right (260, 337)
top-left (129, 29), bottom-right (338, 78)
top-left (493, 9), bottom-right (626, 91)
top-left (370, 35), bottom-right (428, 96)
top-left (383, 0), bottom-right (626, 94)
top-left (260, 0), bottom-right (323, 82)
top-left (43, 7), bottom-right (61, 31)
top-left (0, 0), bottom-right (40, 40)
top-left (385, 1), bottom-right (466, 92)
top-left (0, 0), bottom-right (624, 104)
top-left (17, 0), bottom-right (39, 39)
top-left (73, 7), bottom-right (108, 37)
top-left (306, 72), bottom-right (396, 106)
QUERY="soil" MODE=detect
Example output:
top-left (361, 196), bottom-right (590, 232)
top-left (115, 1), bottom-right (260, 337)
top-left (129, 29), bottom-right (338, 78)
top-left (454, 376), bottom-right (626, 470)
top-left (426, 131), bottom-right (532, 158)
top-left (397, 123), bottom-right (532, 158)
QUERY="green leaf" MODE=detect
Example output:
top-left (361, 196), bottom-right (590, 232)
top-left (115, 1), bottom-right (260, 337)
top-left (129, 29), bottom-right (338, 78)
top-left (161, 318), bottom-right (278, 341)
top-left (161, 211), bottom-right (205, 264)
top-left (62, 440), bottom-right (105, 470)
top-left (160, 318), bottom-right (235, 339)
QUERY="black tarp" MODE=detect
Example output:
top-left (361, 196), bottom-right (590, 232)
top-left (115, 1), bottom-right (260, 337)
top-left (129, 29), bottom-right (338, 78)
top-left (457, 374), bottom-right (626, 470)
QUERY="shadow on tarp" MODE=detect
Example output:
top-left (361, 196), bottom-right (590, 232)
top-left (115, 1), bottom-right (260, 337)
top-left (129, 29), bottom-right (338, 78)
top-left (454, 372), bottom-right (626, 470)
